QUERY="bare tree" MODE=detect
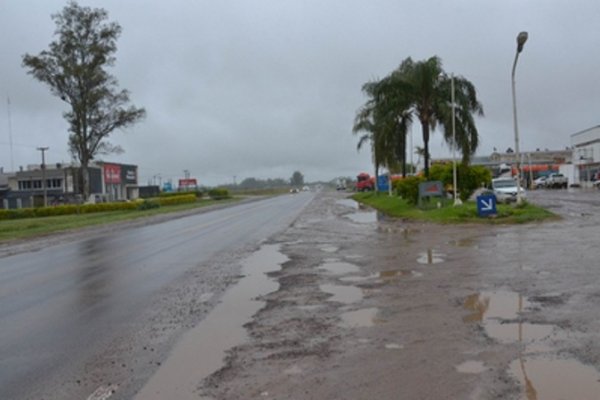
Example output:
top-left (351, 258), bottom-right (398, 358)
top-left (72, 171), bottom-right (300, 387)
top-left (23, 1), bottom-right (145, 198)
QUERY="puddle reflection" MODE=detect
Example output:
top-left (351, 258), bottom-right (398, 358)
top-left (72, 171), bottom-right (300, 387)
top-left (320, 284), bottom-right (363, 304)
top-left (340, 308), bottom-right (379, 328)
top-left (417, 248), bottom-right (445, 264)
top-left (346, 211), bottom-right (378, 224)
top-left (319, 261), bottom-right (361, 275)
top-left (463, 291), bottom-right (598, 399)
top-left (336, 199), bottom-right (359, 209)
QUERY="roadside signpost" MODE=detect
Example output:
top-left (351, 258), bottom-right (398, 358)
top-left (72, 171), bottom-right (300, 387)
top-left (476, 194), bottom-right (497, 217)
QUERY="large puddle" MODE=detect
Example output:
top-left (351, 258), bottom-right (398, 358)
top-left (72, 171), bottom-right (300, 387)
top-left (463, 290), bottom-right (600, 399)
top-left (134, 244), bottom-right (288, 400)
top-left (346, 211), bottom-right (378, 224)
top-left (318, 260), bottom-right (361, 275)
top-left (320, 284), bottom-right (363, 304)
top-left (336, 198), bottom-right (360, 209)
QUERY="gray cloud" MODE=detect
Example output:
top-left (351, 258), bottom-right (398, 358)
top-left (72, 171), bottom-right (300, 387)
top-left (1, 0), bottom-right (599, 185)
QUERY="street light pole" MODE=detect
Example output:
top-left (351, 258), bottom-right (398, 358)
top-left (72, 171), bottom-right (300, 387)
top-left (512, 31), bottom-right (528, 204)
top-left (37, 146), bottom-right (49, 207)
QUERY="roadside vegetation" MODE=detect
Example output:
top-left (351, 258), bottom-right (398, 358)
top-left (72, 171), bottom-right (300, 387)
top-left (0, 191), bottom-right (236, 242)
top-left (353, 192), bottom-right (557, 224)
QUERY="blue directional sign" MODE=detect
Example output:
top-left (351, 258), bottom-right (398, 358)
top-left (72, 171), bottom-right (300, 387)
top-left (476, 194), bottom-right (497, 217)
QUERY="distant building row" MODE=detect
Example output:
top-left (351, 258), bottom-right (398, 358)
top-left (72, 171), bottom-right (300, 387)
top-left (0, 162), bottom-right (138, 209)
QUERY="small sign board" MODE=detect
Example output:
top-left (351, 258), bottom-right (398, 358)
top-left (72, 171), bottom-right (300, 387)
top-left (476, 194), bottom-right (497, 217)
top-left (417, 181), bottom-right (444, 207)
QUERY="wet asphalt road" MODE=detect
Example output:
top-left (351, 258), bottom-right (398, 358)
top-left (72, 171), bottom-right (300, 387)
top-left (0, 192), bottom-right (314, 400)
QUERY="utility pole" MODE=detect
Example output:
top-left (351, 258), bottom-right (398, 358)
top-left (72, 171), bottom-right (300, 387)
top-left (37, 147), bottom-right (49, 207)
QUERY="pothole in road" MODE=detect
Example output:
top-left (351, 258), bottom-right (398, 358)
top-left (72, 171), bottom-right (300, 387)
top-left (416, 248), bottom-right (445, 264)
top-left (320, 284), bottom-right (363, 304)
top-left (336, 198), bottom-right (359, 209)
top-left (134, 244), bottom-right (288, 400)
top-left (509, 356), bottom-right (600, 400)
top-left (318, 261), bottom-right (361, 275)
top-left (463, 290), bottom-right (599, 399)
top-left (346, 211), bottom-right (378, 223)
top-left (340, 307), bottom-right (380, 328)
top-left (339, 269), bottom-right (423, 283)
top-left (449, 237), bottom-right (479, 249)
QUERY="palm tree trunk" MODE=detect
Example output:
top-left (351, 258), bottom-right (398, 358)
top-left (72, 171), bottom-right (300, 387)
top-left (422, 122), bottom-right (431, 178)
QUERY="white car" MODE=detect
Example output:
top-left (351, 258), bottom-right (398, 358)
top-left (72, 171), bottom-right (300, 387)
top-left (533, 176), bottom-right (547, 189)
top-left (492, 177), bottom-right (526, 203)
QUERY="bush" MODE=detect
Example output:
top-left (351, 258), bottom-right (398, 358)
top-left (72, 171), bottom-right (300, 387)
top-left (157, 194), bottom-right (197, 206)
top-left (429, 163), bottom-right (492, 201)
top-left (137, 199), bottom-right (161, 210)
top-left (393, 176), bottom-right (426, 204)
top-left (159, 190), bottom-right (204, 199)
top-left (208, 188), bottom-right (230, 200)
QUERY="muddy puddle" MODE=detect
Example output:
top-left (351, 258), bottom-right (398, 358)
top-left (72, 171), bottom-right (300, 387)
top-left (417, 248), bottom-right (445, 264)
top-left (134, 244), bottom-right (288, 400)
top-left (318, 260), bottom-right (361, 275)
top-left (340, 307), bottom-right (380, 328)
top-left (336, 198), bottom-right (360, 209)
top-left (320, 284), bottom-right (363, 304)
top-left (346, 211), bottom-right (378, 224)
top-left (463, 290), bottom-right (600, 399)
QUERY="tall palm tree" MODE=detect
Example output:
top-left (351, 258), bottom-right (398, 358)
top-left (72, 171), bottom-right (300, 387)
top-left (388, 56), bottom-right (484, 177)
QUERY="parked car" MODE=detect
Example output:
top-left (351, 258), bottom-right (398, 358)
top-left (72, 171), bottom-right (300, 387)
top-left (491, 177), bottom-right (526, 203)
top-left (545, 173), bottom-right (568, 188)
top-left (533, 176), bottom-right (548, 189)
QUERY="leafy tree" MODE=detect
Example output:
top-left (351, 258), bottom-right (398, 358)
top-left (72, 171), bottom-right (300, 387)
top-left (22, 1), bottom-right (145, 199)
top-left (290, 171), bottom-right (304, 186)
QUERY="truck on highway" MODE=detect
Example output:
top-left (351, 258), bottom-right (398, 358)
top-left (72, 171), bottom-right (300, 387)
top-left (355, 173), bottom-right (374, 191)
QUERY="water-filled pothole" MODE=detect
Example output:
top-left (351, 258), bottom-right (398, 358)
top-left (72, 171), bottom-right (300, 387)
top-left (319, 261), bottom-right (361, 275)
top-left (417, 248), bottom-right (445, 264)
top-left (336, 198), bottom-right (359, 209)
top-left (320, 284), bottom-right (363, 304)
top-left (509, 356), bottom-right (600, 400)
top-left (340, 308), bottom-right (379, 328)
top-left (134, 244), bottom-right (287, 399)
top-left (346, 211), bottom-right (378, 224)
top-left (463, 290), bottom-right (598, 399)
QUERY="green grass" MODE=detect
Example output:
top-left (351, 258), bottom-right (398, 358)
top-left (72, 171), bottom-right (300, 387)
top-left (0, 197), bottom-right (240, 242)
top-left (352, 192), bottom-right (558, 224)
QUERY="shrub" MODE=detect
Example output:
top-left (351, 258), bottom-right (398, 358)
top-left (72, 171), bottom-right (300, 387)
top-left (137, 199), bottom-right (161, 210)
top-left (159, 191), bottom-right (204, 199)
top-left (208, 188), bottom-right (230, 200)
top-left (157, 194), bottom-right (197, 206)
top-left (393, 176), bottom-right (426, 204)
top-left (429, 163), bottom-right (492, 201)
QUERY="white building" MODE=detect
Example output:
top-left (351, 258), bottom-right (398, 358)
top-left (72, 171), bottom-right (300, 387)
top-left (571, 126), bottom-right (600, 186)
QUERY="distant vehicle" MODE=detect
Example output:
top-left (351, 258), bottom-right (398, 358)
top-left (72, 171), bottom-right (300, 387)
top-left (302, 186), bottom-right (310, 191)
top-left (336, 178), bottom-right (347, 191)
top-left (533, 176), bottom-right (548, 189)
top-left (492, 177), bottom-right (526, 203)
top-left (290, 188), bottom-right (299, 194)
top-left (545, 173), bottom-right (568, 189)
top-left (355, 173), bottom-right (374, 192)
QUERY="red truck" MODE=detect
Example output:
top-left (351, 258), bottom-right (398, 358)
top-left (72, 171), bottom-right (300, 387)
top-left (356, 173), bottom-right (375, 191)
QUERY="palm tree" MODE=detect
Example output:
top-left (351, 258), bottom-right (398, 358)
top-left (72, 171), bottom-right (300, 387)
top-left (403, 57), bottom-right (483, 176)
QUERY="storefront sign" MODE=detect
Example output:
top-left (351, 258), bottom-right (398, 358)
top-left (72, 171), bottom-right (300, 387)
top-left (104, 164), bottom-right (121, 184)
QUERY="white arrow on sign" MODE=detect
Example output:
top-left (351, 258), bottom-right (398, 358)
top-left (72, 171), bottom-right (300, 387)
top-left (480, 199), bottom-right (494, 211)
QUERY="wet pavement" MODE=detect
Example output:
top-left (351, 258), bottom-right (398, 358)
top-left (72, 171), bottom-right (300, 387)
top-left (3, 187), bottom-right (600, 399)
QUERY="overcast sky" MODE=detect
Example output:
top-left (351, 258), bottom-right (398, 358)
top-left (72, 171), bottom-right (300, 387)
top-left (1, 1), bottom-right (599, 186)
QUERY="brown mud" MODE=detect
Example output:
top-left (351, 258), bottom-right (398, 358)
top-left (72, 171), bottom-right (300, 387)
top-left (151, 189), bottom-right (600, 400)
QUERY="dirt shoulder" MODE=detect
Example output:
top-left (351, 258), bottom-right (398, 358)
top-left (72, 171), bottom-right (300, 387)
top-left (199, 190), bottom-right (600, 400)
